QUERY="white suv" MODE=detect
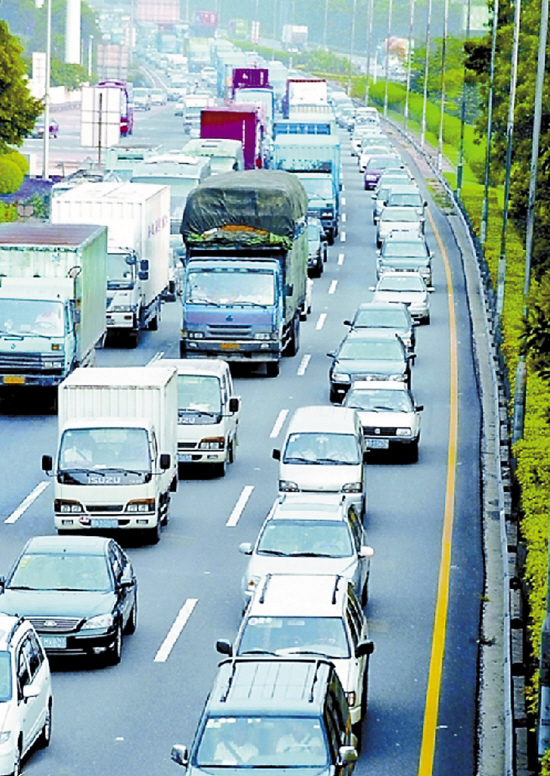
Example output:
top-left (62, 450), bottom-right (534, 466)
top-left (0, 615), bottom-right (52, 776)
top-left (217, 574), bottom-right (374, 750)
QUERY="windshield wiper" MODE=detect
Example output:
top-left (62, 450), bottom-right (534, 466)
top-left (287, 551), bottom-right (335, 558)
top-left (187, 297), bottom-right (220, 306)
top-left (231, 301), bottom-right (268, 309)
top-left (179, 409), bottom-right (218, 418)
top-left (315, 457), bottom-right (356, 465)
top-left (240, 649), bottom-right (277, 655)
top-left (258, 549), bottom-right (289, 556)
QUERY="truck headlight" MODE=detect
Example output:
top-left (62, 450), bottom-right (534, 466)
top-left (342, 483), bottom-right (362, 493)
top-left (279, 480), bottom-right (299, 492)
top-left (333, 372), bottom-right (351, 383)
top-left (198, 437), bottom-right (224, 450)
top-left (346, 691), bottom-right (356, 706)
top-left (186, 332), bottom-right (204, 339)
top-left (126, 499), bottom-right (155, 513)
top-left (110, 305), bottom-right (133, 313)
top-left (254, 333), bottom-right (271, 340)
top-left (55, 500), bottom-right (83, 513)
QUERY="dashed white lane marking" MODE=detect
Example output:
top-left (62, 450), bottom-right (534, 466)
top-left (154, 598), bottom-right (198, 662)
top-left (147, 352), bottom-right (164, 365)
top-left (226, 485), bottom-right (255, 527)
top-left (329, 280), bottom-right (338, 295)
top-left (316, 313), bottom-right (327, 330)
top-left (342, 213), bottom-right (347, 223)
top-left (340, 231), bottom-right (346, 242)
top-left (342, 196), bottom-right (346, 206)
top-left (297, 354), bottom-right (311, 376)
top-left (338, 253), bottom-right (345, 265)
top-left (5, 481), bottom-right (50, 524)
top-left (270, 409), bottom-right (289, 439)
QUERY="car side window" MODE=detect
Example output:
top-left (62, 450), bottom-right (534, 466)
top-left (347, 508), bottom-right (362, 551)
top-left (109, 544), bottom-right (122, 580)
top-left (24, 633), bottom-right (42, 679)
top-left (326, 683), bottom-right (347, 745)
top-left (347, 594), bottom-right (364, 641)
top-left (323, 708), bottom-right (340, 760)
top-left (16, 645), bottom-right (30, 697)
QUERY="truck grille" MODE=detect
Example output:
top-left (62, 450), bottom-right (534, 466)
top-left (29, 616), bottom-right (81, 633)
top-left (207, 324), bottom-right (251, 339)
top-left (0, 353), bottom-right (64, 373)
top-left (86, 505), bottom-right (125, 513)
top-left (179, 442), bottom-right (198, 451)
top-left (363, 426), bottom-right (398, 436)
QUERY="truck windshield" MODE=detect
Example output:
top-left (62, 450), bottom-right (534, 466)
top-left (185, 268), bottom-right (275, 307)
top-left (298, 177), bottom-right (334, 200)
top-left (194, 716), bottom-right (329, 768)
top-left (178, 375), bottom-right (221, 415)
top-left (58, 427), bottom-right (152, 482)
top-left (107, 253), bottom-right (135, 289)
top-left (283, 433), bottom-right (361, 465)
top-left (0, 299), bottom-right (64, 337)
top-left (0, 652), bottom-right (12, 702)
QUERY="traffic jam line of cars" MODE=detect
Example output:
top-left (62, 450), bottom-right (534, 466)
top-left (0, 99), bottom-right (437, 776)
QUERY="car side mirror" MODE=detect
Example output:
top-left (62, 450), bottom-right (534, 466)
top-left (338, 745), bottom-right (358, 765)
top-left (355, 639), bottom-right (375, 658)
top-left (272, 449), bottom-right (281, 461)
top-left (171, 745), bottom-right (189, 768)
top-left (0, 577), bottom-right (5, 592)
top-left (369, 286), bottom-right (375, 292)
top-left (359, 545), bottom-right (375, 559)
top-left (327, 351), bottom-right (335, 358)
top-left (427, 286), bottom-right (434, 293)
top-left (23, 684), bottom-right (40, 701)
top-left (410, 354), bottom-right (417, 363)
top-left (160, 453), bottom-right (171, 470)
top-left (216, 638), bottom-right (232, 655)
top-left (229, 397), bottom-right (240, 413)
top-left (239, 542), bottom-right (253, 555)
top-left (343, 320), bottom-right (352, 326)
top-left (42, 455), bottom-right (53, 472)
top-left (416, 404), bottom-right (424, 412)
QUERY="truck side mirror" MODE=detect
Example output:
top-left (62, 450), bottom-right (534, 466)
top-left (229, 397), bottom-right (240, 413)
top-left (272, 449), bottom-right (281, 460)
top-left (285, 283), bottom-right (294, 296)
top-left (140, 259), bottom-right (149, 272)
top-left (160, 453), bottom-right (171, 470)
top-left (42, 455), bottom-right (53, 472)
top-left (138, 270), bottom-right (149, 280)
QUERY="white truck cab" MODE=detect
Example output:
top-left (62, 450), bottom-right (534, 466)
top-left (155, 358), bottom-right (240, 478)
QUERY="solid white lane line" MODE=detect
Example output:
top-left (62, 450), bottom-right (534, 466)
top-left (340, 232), bottom-right (347, 242)
top-left (147, 352), bottom-right (164, 365)
top-left (154, 598), bottom-right (198, 662)
top-left (270, 409), bottom-right (289, 439)
top-left (329, 280), bottom-right (338, 295)
top-left (297, 354), bottom-right (311, 376)
top-left (316, 313), bottom-right (327, 330)
top-left (226, 485), bottom-right (254, 527)
top-left (5, 481), bottom-right (50, 524)
top-left (338, 253), bottom-right (345, 265)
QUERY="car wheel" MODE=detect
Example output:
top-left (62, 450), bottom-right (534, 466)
top-left (125, 600), bottom-right (137, 635)
top-left (408, 439), bottom-right (419, 463)
top-left (11, 741), bottom-right (21, 776)
top-left (266, 361), bottom-right (280, 377)
top-left (107, 621), bottom-right (123, 665)
top-left (329, 387), bottom-right (339, 403)
top-left (39, 700), bottom-right (52, 748)
top-left (127, 331), bottom-right (138, 348)
top-left (424, 313), bottom-right (431, 325)
top-left (148, 314), bottom-right (159, 331)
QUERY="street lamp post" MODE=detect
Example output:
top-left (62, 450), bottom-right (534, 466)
top-left (88, 34), bottom-right (94, 78)
top-left (42, 0), bottom-right (52, 182)
top-left (383, 0), bottom-right (393, 117)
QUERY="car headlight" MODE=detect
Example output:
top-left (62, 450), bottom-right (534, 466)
top-left (333, 372), bottom-right (351, 383)
top-left (82, 613), bottom-right (114, 630)
top-left (246, 575), bottom-right (261, 593)
top-left (279, 480), bottom-right (299, 492)
top-left (342, 482), bottom-right (362, 493)
top-left (389, 374), bottom-right (407, 381)
top-left (0, 731), bottom-right (11, 744)
top-left (396, 428), bottom-right (413, 437)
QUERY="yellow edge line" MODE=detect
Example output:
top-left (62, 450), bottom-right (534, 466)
top-left (417, 208), bottom-right (459, 776)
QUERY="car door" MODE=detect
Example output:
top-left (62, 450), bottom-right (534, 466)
top-left (345, 594), bottom-right (367, 714)
top-left (16, 636), bottom-right (42, 753)
top-left (347, 507), bottom-right (367, 597)
top-left (109, 543), bottom-right (133, 629)
top-left (25, 631), bottom-right (50, 744)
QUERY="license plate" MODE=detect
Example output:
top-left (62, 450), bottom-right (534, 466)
top-left (41, 635), bottom-right (67, 649)
top-left (220, 342), bottom-right (239, 350)
top-left (90, 518), bottom-right (119, 529)
top-left (178, 454), bottom-right (194, 462)
top-left (3, 375), bottom-right (25, 384)
top-left (366, 438), bottom-right (389, 449)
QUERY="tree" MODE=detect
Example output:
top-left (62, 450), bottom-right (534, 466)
top-left (0, 21), bottom-right (43, 151)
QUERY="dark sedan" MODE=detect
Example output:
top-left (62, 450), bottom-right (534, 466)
top-left (307, 217), bottom-right (328, 277)
top-left (363, 155), bottom-right (404, 190)
top-left (327, 328), bottom-right (414, 403)
top-left (343, 301), bottom-right (416, 355)
top-left (0, 535), bottom-right (137, 666)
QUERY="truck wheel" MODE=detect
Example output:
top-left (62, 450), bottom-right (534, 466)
top-left (266, 362), bottom-right (280, 377)
top-left (213, 458), bottom-right (227, 477)
top-left (146, 520), bottom-right (162, 544)
top-left (285, 316), bottom-right (300, 357)
top-left (327, 231), bottom-right (335, 245)
top-left (179, 342), bottom-right (187, 358)
top-left (148, 315), bottom-right (159, 331)
top-left (228, 439), bottom-right (235, 464)
top-left (128, 332), bottom-right (138, 349)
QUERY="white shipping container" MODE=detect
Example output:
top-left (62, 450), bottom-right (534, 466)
top-left (51, 182), bottom-right (170, 309)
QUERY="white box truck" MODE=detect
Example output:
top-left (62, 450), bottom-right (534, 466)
top-left (0, 223), bottom-right (107, 398)
top-left (51, 182), bottom-right (171, 347)
top-left (42, 366), bottom-right (178, 544)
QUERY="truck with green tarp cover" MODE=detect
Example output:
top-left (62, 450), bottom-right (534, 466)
top-left (179, 169), bottom-right (308, 376)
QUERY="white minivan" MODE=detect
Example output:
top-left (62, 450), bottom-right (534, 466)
top-left (156, 358), bottom-right (240, 477)
top-left (272, 405), bottom-right (366, 518)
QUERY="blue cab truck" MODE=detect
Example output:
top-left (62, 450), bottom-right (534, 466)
top-left (179, 170), bottom-right (308, 378)
top-left (271, 133), bottom-right (341, 244)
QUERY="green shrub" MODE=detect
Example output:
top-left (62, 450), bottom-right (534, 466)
top-left (0, 157), bottom-right (23, 194)
top-left (0, 202), bottom-right (17, 222)
top-left (4, 150), bottom-right (28, 176)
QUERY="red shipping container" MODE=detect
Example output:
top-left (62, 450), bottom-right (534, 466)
top-left (200, 106), bottom-right (259, 170)
top-left (232, 68), bottom-right (270, 91)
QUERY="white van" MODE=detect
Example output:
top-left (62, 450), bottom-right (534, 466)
top-left (156, 358), bottom-right (240, 477)
top-left (272, 405), bottom-right (366, 517)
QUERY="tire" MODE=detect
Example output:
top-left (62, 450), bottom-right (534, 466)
top-left (327, 232), bottom-right (335, 246)
top-left (266, 362), bottom-right (280, 377)
top-left (125, 600), bottom-right (137, 635)
top-left (285, 316), bottom-right (300, 357)
top-left (148, 314), bottom-right (159, 331)
top-left (329, 387), bottom-right (339, 403)
top-left (11, 742), bottom-right (21, 776)
top-left (423, 313), bottom-right (431, 325)
top-left (408, 439), bottom-right (419, 463)
top-left (106, 621), bottom-right (123, 665)
top-left (228, 439), bottom-right (235, 464)
top-left (146, 519), bottom-right (162, 545)
top-left (177, 462), bottom-right (185, 479)
top-left (213, 458), bottom-right (227, 477)
top-left (179, 341), bottom-right (187, 358)
top-left (128, 331), bottom-right (138, 349)
top-left (38, 700), bottom-right (52, 748)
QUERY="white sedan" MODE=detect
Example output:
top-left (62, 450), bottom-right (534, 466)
top-left (376, 206), bottom-right (423, 247)
top-left (370, 271), bottom-right (432, 324)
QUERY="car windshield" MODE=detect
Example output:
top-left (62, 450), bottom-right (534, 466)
top-left (378, 276), bottom-right (425, 292)
top-left (382, 241), bottom-right (428, 258)
top-left (8, 553), bottom-right (112, 592)
top-left (0, 299), bottom-right (64, 338)
top-left (380, 208), bottom-right (420, 223)
top-left (283, 432), bottom-right (361, 465)
top-left (362, 145), bottom-right (391, 156)
top-left (387, 193), bottom-right (422, 207)
top-left (366, 157), bottom-right (401, 171)
top-left (58, 427), bottom-right (151, 473)
top-left (237, 616), bottom-right (350, 659)
top-left (353, 307), bottom-right (408, 328)
top-left (0, 652), bottom-right (11, 701)
top-left (194, 716), bottom-right (329, 768)
top-left (338, 338), bottom-right (404, 361)
top-left (185, 268), bottom-right (275, 306)
top-left (257, 519), bottom-right (353, 557)
top-left (345, 388), bottom-right (414, 413)
top-left (178, 374), bottom-right (221, 414)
